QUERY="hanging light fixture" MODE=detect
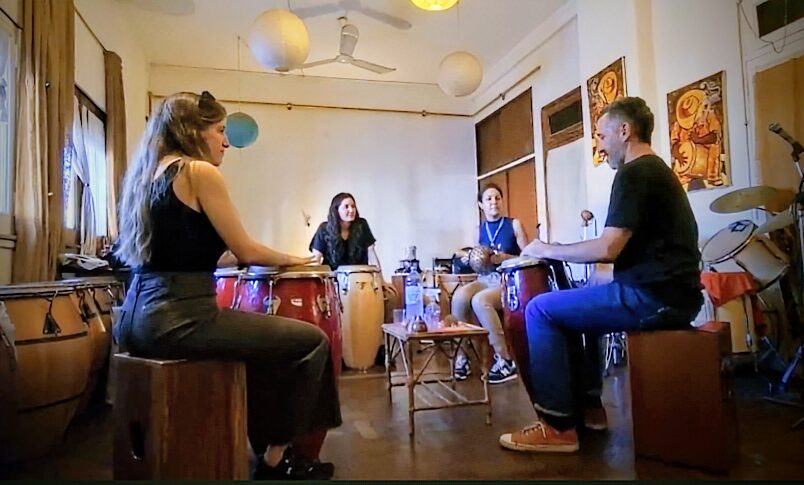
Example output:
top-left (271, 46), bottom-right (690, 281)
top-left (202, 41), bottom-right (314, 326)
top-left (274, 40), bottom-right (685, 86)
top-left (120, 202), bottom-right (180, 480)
top-left (226, 36), bottom-right (259, 149)
top-left (247, 9), bottom-right (310, 72)
top-left (410, 0), bottom-right (459, 11)
top-left (437, 51), bottom-right (482, 97)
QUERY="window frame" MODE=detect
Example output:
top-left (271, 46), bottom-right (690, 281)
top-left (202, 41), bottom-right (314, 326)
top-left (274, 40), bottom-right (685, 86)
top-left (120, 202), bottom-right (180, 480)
top-left (0, 12), bottom-right (20, 232)
top-left (64, 86), bottom-right (107, 250)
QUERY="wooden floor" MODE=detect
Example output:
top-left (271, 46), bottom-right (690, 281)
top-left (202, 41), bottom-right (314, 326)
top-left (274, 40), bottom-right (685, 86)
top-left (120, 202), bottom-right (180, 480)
top-left (2, 362), bottom-right (804, 480)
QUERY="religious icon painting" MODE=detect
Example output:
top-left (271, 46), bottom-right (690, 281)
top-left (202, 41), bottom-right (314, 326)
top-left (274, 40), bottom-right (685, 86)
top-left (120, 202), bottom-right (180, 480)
top-left (586, 57), bottom-right (627, 167)
top-left (667, 70), bottom-right (731, 192)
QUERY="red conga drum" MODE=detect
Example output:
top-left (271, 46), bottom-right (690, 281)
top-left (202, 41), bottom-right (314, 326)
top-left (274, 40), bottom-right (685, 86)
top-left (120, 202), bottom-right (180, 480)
top-left (214, 267), bottom-right (245, 309)
top-left (498, 256), bottom-right (557, 398)
top-left (236, 264), bottom-right (342, 460)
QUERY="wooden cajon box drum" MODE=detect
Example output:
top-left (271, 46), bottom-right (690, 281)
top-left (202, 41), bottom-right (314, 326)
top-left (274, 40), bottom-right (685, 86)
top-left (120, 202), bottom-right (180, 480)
top-left (627, 322), bottom-right (739, 472)
top-left (113, 354), bottom-right (249, 480)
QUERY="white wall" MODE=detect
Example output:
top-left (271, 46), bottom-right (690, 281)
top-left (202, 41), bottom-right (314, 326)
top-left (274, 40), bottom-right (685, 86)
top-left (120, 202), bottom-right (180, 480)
top-left (473, 1), bottom-right (581, 242)
top-left (651, 0), bottom-right (754, 242)
top-left (152, 69), bottom-right (478, 275)
top-left (74, 11), bottom-right (106, 110)
top-left (74, 0), bottom-right (149, 160)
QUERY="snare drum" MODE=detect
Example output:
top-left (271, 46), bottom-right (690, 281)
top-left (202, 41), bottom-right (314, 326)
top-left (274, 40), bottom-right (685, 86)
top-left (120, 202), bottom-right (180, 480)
top-left (214, 267), bottom-right (244, 309)
top-left (335, 265), bottom-right (384, 371)
top-left (702, 220), bottom-right (790, 291)
top-left (498, 257), bottom-right (556, 397)
top-left (0, 283), bottom-right (93, 463)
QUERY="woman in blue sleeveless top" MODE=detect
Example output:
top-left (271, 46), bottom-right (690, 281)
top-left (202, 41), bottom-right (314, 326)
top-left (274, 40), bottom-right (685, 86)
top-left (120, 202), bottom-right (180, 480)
top-left (452, 183), bottom-right (529, 384)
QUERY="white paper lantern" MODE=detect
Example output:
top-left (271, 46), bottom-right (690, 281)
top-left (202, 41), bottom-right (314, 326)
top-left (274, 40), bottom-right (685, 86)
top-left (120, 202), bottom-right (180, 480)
top-left (437, 51), bottom-right (483, 97)
top-left (247, 9), bottom-right (309, 72)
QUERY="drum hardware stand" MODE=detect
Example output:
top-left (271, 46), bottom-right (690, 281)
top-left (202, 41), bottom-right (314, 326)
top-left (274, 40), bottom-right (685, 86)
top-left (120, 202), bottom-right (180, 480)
top-left (580, 210), bottom-right (625, 377)
top-left (762, 134), bottom-right (804, 426)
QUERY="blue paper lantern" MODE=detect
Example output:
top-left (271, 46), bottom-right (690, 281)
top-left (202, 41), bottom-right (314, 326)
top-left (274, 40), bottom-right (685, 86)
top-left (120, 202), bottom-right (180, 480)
top-left (226, 112), bottom-right (259, 148)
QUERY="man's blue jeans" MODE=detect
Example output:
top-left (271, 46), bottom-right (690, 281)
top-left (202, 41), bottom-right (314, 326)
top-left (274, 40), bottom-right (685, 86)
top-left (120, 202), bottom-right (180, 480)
top-left (524, 281), bottom-right (700, 417)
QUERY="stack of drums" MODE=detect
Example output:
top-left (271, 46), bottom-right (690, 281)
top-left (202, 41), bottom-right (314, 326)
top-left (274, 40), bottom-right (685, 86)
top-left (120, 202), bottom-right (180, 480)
top-left (227, 264), bottom-right (342, 461)
top-left (59, 277), bottom-right (125, 413)
top-left (335, 265), bottom-right (384, 371)
top-left (0, 283), bottom-right (93, 463)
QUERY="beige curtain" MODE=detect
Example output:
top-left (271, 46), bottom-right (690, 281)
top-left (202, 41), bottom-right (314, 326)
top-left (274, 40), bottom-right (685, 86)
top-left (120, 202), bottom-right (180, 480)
top-left (104, 50), bottom-right (126, 240)
top-left (12, 0), bottom-right (75, 282)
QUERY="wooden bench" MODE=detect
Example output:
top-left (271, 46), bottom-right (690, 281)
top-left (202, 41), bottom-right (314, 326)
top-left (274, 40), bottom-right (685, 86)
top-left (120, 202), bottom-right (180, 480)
top-left (627, 321), bottom-right (739, 472)
top-left (112, 353), bottom-right (249, 479)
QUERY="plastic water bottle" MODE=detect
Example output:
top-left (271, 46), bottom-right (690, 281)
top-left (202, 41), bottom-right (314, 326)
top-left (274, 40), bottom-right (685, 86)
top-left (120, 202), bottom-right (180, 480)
top-left (424, 291), bottom-right (441, 330)
top-left (404, 267), bottom-right (424, 322)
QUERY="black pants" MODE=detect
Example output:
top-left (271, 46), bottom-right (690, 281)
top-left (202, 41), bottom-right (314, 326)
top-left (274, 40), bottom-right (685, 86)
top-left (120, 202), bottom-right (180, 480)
top-left (114, 271), bottom-right (342, 454)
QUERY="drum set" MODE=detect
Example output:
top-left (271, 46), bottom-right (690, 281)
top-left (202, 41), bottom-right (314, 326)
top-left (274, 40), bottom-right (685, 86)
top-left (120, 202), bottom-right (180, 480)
top-left (704, 184), bottom-right (804, 406)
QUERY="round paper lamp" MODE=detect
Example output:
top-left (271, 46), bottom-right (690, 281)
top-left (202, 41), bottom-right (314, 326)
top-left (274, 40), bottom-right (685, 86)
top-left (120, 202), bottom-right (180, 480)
top-left (226, 112), bottom-right (259, 148)
top-left (437, 51), bottom-right (483, 97)
top-left (247, 9), bottom-right (309, 72)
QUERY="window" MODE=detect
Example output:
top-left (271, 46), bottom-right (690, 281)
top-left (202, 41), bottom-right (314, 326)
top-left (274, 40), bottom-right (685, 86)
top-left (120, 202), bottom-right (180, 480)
top-left (64, 87), bottom-right (107, 248)
top-left (0, 15), bottom-right (18, 217)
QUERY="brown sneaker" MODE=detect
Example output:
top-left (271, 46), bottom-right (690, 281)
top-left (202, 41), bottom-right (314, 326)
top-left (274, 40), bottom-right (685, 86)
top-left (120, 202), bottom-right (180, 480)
top-left (498, 420), bottom-right (579, 453)
top-left (583, 406), bottom-right (608, 431)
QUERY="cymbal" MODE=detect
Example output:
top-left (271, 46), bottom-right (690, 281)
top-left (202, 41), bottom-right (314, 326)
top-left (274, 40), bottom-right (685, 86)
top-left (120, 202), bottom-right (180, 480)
top-left (709, 186), bottom-right (781, 214)
top-left (757, 210), bottom-right (797, 234)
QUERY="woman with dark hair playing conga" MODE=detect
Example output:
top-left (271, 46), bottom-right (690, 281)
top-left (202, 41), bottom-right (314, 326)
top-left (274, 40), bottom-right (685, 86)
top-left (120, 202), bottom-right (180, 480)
top-left (451, 183), bottom-right (529, 384)
top-left (114, 91), bottom-right (341, 480)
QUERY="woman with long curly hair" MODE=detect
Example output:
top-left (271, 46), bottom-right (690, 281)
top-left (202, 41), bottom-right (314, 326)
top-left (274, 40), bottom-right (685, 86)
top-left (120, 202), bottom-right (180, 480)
top-left (114, 91), bottom-right (341, 480)
top-left (309, 192), bottom-right (397, 318)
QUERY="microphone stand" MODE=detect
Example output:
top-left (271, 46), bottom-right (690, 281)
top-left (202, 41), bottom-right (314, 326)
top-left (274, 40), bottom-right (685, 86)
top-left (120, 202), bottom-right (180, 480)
top-left (763, 136), bottom-right (804, 430)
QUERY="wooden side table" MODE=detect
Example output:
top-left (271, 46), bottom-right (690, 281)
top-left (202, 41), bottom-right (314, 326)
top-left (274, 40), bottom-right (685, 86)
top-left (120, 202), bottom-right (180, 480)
top-left (382, 322), bottom-right (491, 436)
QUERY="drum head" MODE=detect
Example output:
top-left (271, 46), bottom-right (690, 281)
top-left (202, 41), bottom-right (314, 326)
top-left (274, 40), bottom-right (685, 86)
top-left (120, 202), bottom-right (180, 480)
top-left (701, 220), bottom-right (756, 263)
top-left (0, 283), bottom-right (73, 298)
top-left (244, 265), bottom-right (281, 278)
top-left (497, 256), bottom-right (547, 272)
top-left (278, 265), bottom-right (334, 279)
top-left (214, 267), bottom-right (244, 277)
top-left (335, 265), bottom-right (379, 275)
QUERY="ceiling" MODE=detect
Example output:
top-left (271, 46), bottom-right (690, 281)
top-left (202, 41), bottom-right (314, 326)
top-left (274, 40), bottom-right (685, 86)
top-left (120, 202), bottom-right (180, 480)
top-left (115, 0), bottom-right (567, 86)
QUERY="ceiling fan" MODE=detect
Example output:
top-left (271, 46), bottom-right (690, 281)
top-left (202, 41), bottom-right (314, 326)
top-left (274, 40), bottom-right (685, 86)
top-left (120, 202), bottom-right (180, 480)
top-left (299, 17), bottom-right (396, 74)
top-left (292, 0), bottom-right (412, 30)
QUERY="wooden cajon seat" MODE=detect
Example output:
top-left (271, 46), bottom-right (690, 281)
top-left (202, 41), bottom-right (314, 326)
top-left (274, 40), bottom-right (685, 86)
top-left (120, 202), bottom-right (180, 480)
top-left (113, 353), bottom-right (249, 479)
top-left (627, 322), bottom-right (739, 472)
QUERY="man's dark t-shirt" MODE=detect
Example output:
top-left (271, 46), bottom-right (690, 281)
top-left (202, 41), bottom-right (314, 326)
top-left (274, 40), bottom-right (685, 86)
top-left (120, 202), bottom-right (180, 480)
top-left (309, 218), bottom-right (376, 270)
top-left (605, 154), bottom-right (702, 311)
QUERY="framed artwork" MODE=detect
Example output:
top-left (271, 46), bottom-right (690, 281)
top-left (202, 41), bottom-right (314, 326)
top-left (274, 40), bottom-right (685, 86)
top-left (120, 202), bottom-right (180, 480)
top-left (587, 57), bottom-right (627, 167)
top-left (667, 70), bottom-right (730, 192)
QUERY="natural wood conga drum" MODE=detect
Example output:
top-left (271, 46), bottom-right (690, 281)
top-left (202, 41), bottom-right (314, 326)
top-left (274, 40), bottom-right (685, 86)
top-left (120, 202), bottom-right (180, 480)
top-left (335, 265), bottom-right (384, 371)
top-left (0, 283), bottom-right (93, 463)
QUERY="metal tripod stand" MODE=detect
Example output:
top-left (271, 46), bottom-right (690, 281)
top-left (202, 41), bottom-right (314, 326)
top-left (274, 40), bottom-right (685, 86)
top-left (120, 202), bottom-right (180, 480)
top-left (762, 131), bottom-right (804, 429)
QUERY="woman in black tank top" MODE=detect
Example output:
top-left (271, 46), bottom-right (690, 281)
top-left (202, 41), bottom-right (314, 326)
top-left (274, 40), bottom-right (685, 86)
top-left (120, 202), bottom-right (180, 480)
top-left (114, 91), bottom-right (341, 480)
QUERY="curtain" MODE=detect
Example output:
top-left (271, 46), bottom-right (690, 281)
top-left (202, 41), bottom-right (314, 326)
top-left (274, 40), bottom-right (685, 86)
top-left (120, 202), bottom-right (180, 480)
top-left (104, 51), bottom-right (126, 241)
top-left (70, 96), bottom-right (97, 255)
top-left (12, 0), bottom-right (75, 282)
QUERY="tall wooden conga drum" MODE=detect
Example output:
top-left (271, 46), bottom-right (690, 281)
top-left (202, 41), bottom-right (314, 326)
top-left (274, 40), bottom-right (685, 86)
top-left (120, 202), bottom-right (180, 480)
top-left (498, 257), bottom-right (556, 397)
top-left (236, 265), bottom-right (342, 461)
top-left (0, 283), bottom-right (93, 463)
top-left (335, 265), bottom-right (384, 371)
